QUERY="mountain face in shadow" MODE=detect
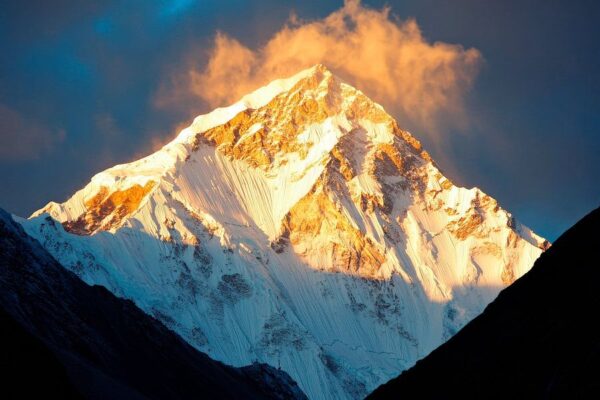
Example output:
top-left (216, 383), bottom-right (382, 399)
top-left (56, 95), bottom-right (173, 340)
top-left (368, 207), bottom-right (600, 399)
top-left (0, 208), bottom-right (306, 400)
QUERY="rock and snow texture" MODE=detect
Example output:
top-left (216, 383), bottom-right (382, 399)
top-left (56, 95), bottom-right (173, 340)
top-left (20, 65), bottom-right (548, 400)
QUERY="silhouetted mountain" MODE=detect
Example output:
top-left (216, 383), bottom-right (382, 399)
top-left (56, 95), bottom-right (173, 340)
top-left (0, 208), bottom-right (306, 400)
top-left (368, 207), bottom-right (600, 399)
top-left (1, 306), bottom-right (83, 399)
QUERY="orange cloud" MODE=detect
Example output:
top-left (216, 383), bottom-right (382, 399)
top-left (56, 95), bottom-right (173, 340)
top-left (0, 104), bottom-right (66, 161)
top-left (157, 0), bottom-right (481, 140)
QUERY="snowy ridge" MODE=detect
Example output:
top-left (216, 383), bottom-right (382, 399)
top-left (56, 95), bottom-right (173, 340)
top-left (21, 64), bottom-right (547, 400)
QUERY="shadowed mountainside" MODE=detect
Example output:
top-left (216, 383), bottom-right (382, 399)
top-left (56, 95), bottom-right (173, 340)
top-left (368, 207), bottom-right (600, 399)
top-left (0, 208), bottom-right (306, 400)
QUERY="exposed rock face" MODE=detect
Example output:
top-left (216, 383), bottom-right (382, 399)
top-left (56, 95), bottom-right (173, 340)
top-left (63, 181), bottom-right (156, 235)
top-left (22, 65), bottom-right (547, 400)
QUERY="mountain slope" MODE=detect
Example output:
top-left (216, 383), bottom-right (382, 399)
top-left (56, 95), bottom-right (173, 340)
top-left (0, 208), bottom-right (306, 400)
top-left (368, 207), bottom-right (600, 399)
top-left (1, 307), bottom-right (82, 399)
top-left (20, 64), bottom-right (547, 400)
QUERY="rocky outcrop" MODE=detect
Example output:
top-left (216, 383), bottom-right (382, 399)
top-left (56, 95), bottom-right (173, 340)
top-left (62, 181), bottom-right (156, 235)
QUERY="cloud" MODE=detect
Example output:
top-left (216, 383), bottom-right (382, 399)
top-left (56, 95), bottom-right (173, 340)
top-left (0, 104), bottom-right (66, 161)
top-left (157, 0), bottom-right (482, 139)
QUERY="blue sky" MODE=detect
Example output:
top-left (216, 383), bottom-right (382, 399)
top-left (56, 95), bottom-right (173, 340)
top-left (0, 0), bottom-right (598, 241)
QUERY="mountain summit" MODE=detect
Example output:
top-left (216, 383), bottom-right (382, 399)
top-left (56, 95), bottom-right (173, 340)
top-left (21, 64), bottom-right (547, 400)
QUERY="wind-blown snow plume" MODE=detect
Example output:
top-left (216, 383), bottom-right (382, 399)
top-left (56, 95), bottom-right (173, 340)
top-left (157, 0), bottom-right (481, 137)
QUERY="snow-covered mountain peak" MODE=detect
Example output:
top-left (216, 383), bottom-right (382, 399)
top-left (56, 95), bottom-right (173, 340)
top-left (23, 66), bottom-right (548, 400)
top-left (174, 63), bottom-right (335, 145)
top-left (33, 63), bottom-right (433, 240)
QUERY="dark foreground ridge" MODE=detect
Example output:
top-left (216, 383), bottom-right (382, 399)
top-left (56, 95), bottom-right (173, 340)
top-left (368, 206), bottom-right (600, 399)
top-left (0, 209), bottom-right (306, 400)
